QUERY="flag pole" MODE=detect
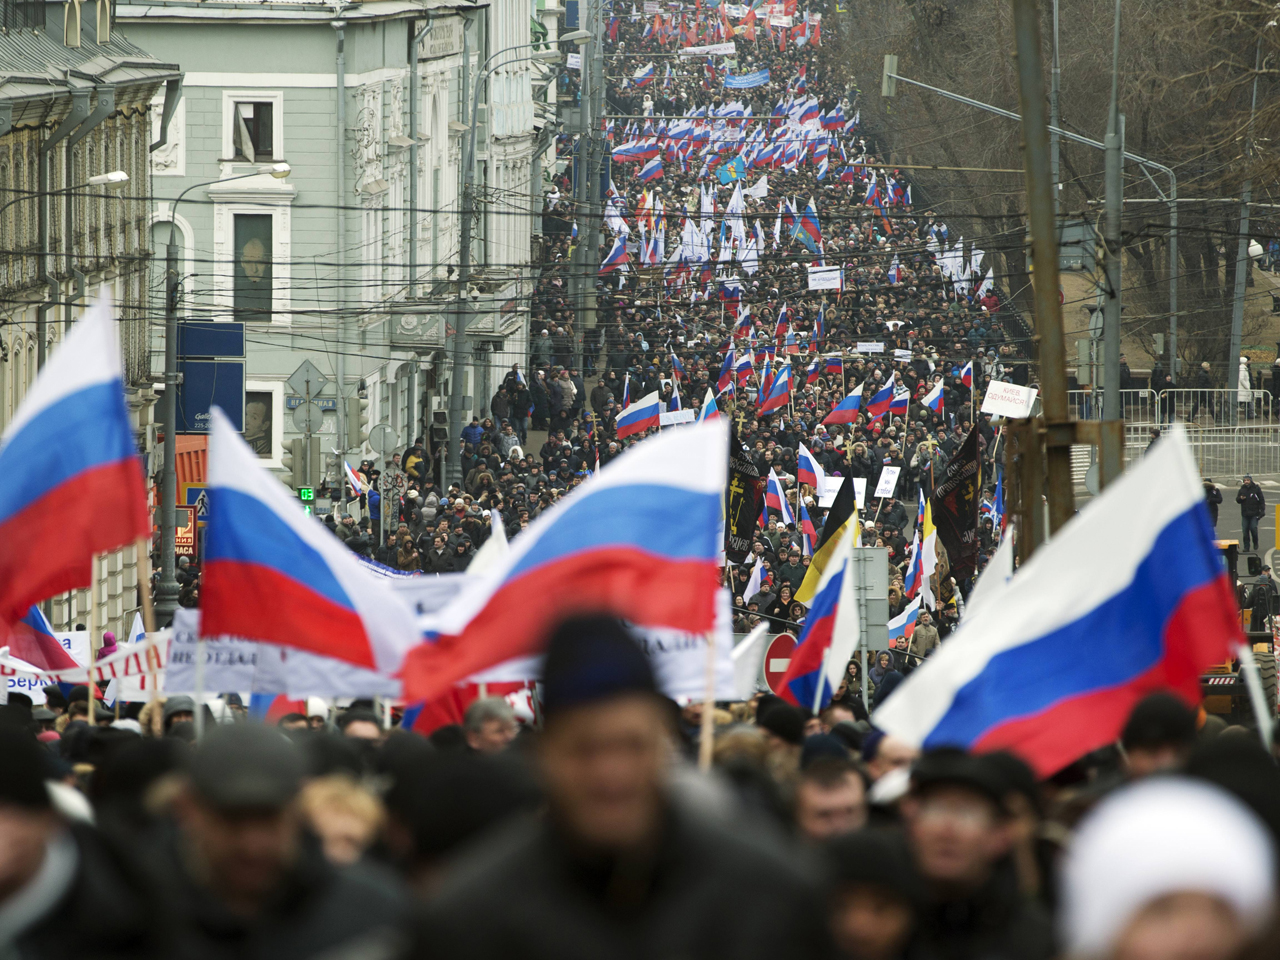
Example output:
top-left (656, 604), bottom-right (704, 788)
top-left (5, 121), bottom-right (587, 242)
top-left (698, 630), bottom-right (717, 771)
top-left (87, 554), bottom-right (99, 727)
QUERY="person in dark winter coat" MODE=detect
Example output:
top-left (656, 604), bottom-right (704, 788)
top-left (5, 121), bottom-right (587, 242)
top-left (420, 616), bottom-right (831, 960)
top-left (1236, 475), bottom-right (1266, 552)
top-left (1203, 479), bottom-right (1223, 529)
top-left (157, 724), bottom-right (414, 960)
top-left (0, 725), bottom-right (176, 960)
top-left (905, 750), bottom-right (1055, 960)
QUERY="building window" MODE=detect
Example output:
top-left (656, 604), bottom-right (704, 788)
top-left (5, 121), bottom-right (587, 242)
top-left (2, 0), bottom-right (46, 30)
top-left (233, 214), bottom-right (272, 321)
top-left (232, 102), bottom-right (274, 161)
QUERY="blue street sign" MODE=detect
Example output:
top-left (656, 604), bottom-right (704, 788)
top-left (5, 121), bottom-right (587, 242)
top-left (176, 360), bottom-right (244, 433)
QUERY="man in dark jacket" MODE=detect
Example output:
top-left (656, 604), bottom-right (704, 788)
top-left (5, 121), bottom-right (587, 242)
top-left (1236, 475), bottom-right (1266, 552)
top-left (1203, 479), bottom-right (1223, 529)
top-left (421, 616), bottom-right (830, 960)
top-left (159, 724), bottom-right (413, 960)
top-left (905, 750), bottom-right (1055, 960)
top-left (0, 725), bottom-right (174, 960)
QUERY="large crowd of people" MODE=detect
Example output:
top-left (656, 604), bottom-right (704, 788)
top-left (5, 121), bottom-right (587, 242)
top-left (320, 0), bottom-right (1034, 655)
top-left (3, 615), bottom-right (1278, 960)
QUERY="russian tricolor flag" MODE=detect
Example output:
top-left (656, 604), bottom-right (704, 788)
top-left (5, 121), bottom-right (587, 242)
top-left (758, 362), bottom-right (792, 413)
top-left (1, 604), bottom-right (77, 671)
top-left (866, 377), bottom-right (895, 419)
top-left (779, 523), bottom-right (858, 710)
top-left (699, 387), bottom-right (722, 421)
top-left (888, 596), bottom-right (921, 646)
top-left (798, 499), bottom-right (817, 556)
top-left (903, 533), bottom-right (923, 599)
top-left (718, 349), bottom-right (735, 393)
top-left (600, 237), bottom-right (630, 274)
top-left (639, 157), bottom-right (664, 182)
top-left (923, 380), bottom-right (945, 412)
top-left (797, 441), bottom-right (824, 490)
top-left (401, 422), bottom-right (729, 702)
top-left (0, 298), bottom-right (149, 628)
top-left (202, 409), bottom-right (420, 672)
top-left (961, 361), bottom-right (974, 389)
top-left (823, 380), bottom-right (865, 425)
top-left (824, 356), bottom-right (843, 378)
top-left (735, 350), bottom-right (754, 386)
top-left (765, 468), bottom-right (794, 526)
top-left (616, 390), bottom-right (662, 439)
top-left (889, 381), bottom-right (911, 417)
top-left (633, 62), bottom-right (656, 87)
top-left (874, 425), bottom-right (1243, 777)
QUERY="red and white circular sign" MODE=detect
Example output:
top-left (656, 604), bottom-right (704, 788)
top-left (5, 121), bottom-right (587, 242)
top-left (764, 632), bottom-right (797, 695)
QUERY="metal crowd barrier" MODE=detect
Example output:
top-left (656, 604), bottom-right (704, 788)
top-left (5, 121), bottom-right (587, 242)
top-left (1068, 388), bottom-right (1277, 426)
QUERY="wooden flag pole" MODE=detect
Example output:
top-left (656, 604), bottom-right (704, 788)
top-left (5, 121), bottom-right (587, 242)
top-left (698, 631), bottom-right (717, 772)
top-left (87, 555), bottom-right (99, 727)
top-left (135, 537), bottom-right (160, 704)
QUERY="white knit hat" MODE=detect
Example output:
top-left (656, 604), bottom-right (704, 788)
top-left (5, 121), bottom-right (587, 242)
top-left (1062, 777), bottom-right (1276, 957)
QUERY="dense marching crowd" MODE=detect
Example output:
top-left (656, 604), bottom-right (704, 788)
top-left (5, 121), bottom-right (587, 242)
top-left (311, 0), bottom-right (1031, 652)
top-left (4, 615), bottom-right (1279, 960)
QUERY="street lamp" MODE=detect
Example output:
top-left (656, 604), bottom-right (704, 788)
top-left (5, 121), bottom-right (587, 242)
top-left (154, 162), bottom-right (291, 625)
top-left (0, 170), bottom-right (129, 217)
top-left (446, 45), bottom-right (565, 488)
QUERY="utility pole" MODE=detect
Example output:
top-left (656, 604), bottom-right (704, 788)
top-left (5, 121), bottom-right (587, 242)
top-left (155, 238), bottom-right (182, 626)
top-left (1228, 33), bottom-right (1266, 422)
top-left (1101, 0), bottom-right (1123, 426)
top-left (448, 16), bottom-right (474, 490)
top-left (1010, 0), bottom-right (1074, 542)
top-left (334, 17), bottom-right (349, 483)
top-left (1050, 0), bottom-right (1061, 223)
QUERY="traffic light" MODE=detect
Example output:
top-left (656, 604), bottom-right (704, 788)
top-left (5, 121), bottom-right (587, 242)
top-left (282, 437), bottom-right (321, 489)
top-left (347, 395), bottom-right (370, 449)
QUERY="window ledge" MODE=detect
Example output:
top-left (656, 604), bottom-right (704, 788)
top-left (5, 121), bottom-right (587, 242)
top-left (207, 174), bottom-right (297, 203)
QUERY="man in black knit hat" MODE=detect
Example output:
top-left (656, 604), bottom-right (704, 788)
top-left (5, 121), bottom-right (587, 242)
top-left (422, 614), bottom-right (830, 959)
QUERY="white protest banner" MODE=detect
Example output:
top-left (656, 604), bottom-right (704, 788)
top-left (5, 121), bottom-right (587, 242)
top-left (643, 0), bottom-right (661, 11)
top-left (566, 53), bottom-right (582, 70)
top-left (166, 608), bottom-right (402, 697)
top-left (981, 382), bottom-right (1040, 419)
top-left (468, 590), bottom-right (737, 702)
top-left (893, 349), bottom-right (913, 362)
top-left (806, 10), bottom-right (821, 20)
top-left (165, 608), bottom-right (261, 693)
top-left (874, 466), bottom-right (902, 498)
top-left (633, 590), bottom-right (736, 703)
top-left (807, 265), bottom-right (842, 290)
top-left (1, 631), bottom-right (168, 700)
top-left (679, 42), bottom-right (736, 56)
top-left (856, 341), bottom-right (885, 354)
top-left (818, 475), bottom-right (863, 509)
top-left (768, 13), bottom-right (793, 26)
top-left (659, 409), bottom-right (697, 426)
top-left (724, 2), bottom-right (748, 15)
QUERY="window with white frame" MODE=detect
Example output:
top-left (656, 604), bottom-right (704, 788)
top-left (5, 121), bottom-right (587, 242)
top-left (221, 91), bottom-right (284, 163)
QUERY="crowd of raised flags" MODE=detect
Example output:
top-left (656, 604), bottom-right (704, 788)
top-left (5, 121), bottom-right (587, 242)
top-left (0, 15), bottom-right (1262, 937)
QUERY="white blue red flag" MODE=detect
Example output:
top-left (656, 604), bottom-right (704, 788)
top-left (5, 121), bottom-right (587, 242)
top-left (0, 299), bottom-right (149, 627)
top-left (778, 522), bottom-right (859, 710)
top-left (823, 380), bottom-right (865, 425)
top-left (874, 425), bottom-right (1242, 776)
top-left (616, 391), bottom-right (662, 439)
top-left (923, 380), bottom-right (944, 412)
top-left (202, 409), bottom-right (420, 672)
top-left (401, 421), bottom-right (730, 701)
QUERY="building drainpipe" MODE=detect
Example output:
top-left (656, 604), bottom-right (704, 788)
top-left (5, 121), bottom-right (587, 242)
top-left (333, 16), bottom-right (348, 473)
top-left (37, 88), bottom-right (91, 370)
